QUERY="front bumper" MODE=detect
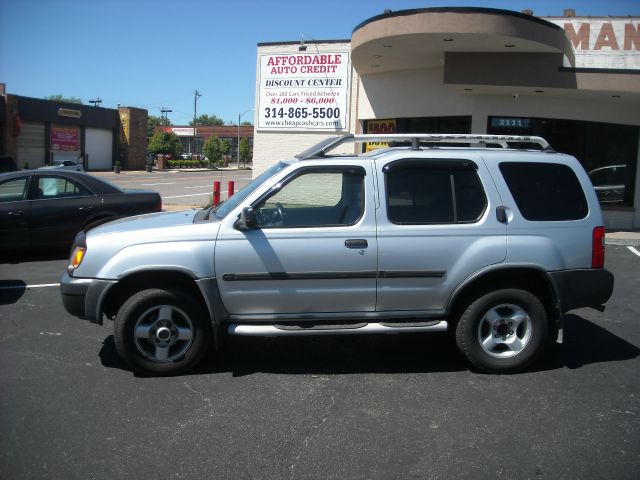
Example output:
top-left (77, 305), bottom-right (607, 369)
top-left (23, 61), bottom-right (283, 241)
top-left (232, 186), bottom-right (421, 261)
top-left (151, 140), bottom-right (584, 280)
top-left (60, 272), bottom-right (115, 324)
top-left (548, 268), bottom-right (614, 313)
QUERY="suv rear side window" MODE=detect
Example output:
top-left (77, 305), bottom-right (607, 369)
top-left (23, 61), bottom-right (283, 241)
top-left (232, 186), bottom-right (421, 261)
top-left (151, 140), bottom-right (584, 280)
top-left (384, 160), bottom-right (486, 224)
top-left (499, 162), bottom-right (588, 221)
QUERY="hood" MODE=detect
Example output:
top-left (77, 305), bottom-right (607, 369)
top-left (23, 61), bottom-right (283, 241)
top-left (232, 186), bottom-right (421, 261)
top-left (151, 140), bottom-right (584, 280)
top-left (88, 209), bottom-right (201, 237)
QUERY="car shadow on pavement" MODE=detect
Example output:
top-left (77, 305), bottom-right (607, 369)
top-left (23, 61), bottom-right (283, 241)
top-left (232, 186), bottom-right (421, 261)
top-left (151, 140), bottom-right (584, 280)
top-left (533, 314), bottom-right (640, 372)
top-left (97, 314), bottom-right (639, 377)
top-left (0, 280), bottom-right (26, 305)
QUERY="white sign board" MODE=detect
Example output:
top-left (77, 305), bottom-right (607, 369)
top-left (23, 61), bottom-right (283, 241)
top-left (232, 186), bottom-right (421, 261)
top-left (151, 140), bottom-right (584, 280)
top-left (170, 127), bottom-right (196, 137)
top-left (257, 51), bottom-right (350, 131)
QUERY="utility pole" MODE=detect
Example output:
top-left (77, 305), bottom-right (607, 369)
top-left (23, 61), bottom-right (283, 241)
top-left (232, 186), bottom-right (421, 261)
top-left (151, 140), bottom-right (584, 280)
top-left (193, 89), bottom-right (202, 155)
top-left (237, 109), bottom-right (254, 168)
top-left (161, 107), bottom-right (172, 126)
top-left (89, 97), bottom-right (102, 107)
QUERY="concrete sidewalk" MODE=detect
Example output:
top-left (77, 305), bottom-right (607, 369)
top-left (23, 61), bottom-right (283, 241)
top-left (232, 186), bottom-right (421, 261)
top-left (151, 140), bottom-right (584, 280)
top-left (92, 167), bottom-right (251, 177)
top-left (605, 230), bottom-right (640, 246)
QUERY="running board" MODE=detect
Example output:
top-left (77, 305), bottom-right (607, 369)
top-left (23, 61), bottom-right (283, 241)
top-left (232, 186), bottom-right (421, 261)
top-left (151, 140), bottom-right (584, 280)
top-left (228, 321), bottom-right (448, 336)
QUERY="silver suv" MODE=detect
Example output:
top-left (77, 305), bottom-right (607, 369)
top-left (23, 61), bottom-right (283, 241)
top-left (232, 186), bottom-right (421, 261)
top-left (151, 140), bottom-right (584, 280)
top-left (61, 134), bottom-right (614, 375)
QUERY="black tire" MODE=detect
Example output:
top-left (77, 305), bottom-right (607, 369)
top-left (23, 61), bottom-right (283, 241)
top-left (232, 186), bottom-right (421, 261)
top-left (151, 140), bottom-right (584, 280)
top-left (455, 289), bottom-right (548, 373)
top-left (114, 288), bottom-right (211, 376)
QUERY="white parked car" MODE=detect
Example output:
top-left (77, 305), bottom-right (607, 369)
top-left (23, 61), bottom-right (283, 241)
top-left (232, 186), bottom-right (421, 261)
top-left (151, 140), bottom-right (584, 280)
top-left (39, 159), bottom-right (84, 172)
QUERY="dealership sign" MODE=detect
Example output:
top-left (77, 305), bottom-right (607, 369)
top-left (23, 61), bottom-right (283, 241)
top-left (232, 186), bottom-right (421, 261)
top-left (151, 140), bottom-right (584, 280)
top-left (548, 19), bottom-right (640, 69)
top-left (168, 127), bottom-right (196, 136)
top-left (257, 51), bottom-right (350, 131)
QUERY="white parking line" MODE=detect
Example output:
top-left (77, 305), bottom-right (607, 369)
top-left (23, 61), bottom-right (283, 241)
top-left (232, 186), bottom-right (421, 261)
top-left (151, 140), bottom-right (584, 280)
top-left (140, 182), bottom-right (176, 186)
top-left (184, 185), bottom-right (214, 189)
top-left (0, 283), bottom-right (59, 290)
top-left (628, 246), bottom-right (640, 257)
top-left (164, 193), bottom-right (211, 199)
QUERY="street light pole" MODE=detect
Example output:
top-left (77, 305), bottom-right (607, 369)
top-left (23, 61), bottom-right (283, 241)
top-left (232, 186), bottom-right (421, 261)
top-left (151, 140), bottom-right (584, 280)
top-left (193, 89), bottom-right (202, 156)
top-left (237, 108), bottom-right (254, 168)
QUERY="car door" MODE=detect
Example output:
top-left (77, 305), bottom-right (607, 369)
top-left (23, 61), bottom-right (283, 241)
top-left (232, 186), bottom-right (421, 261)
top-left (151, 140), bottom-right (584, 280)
top-left (215, 163), bottom-right (378, 317)
top-left (375, 156), bottom-right (507, 314)
top-left (0, 174), bottom-right (32, 251)
top-left (28, 173), bottom-right (99, 248)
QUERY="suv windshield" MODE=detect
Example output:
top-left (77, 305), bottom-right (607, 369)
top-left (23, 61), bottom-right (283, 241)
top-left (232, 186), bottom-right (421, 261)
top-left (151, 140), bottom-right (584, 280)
top-left (213, 162), bottom-right (288, 219)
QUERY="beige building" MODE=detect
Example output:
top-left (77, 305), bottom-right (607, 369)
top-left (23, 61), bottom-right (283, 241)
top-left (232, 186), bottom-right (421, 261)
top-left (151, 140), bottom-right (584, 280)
top-left (252, 7), bottom-right (640, 229)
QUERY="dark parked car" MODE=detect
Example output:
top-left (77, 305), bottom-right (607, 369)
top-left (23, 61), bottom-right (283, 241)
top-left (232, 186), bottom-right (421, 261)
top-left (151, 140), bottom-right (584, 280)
top-left (0, 170), bottom-right (161, 253)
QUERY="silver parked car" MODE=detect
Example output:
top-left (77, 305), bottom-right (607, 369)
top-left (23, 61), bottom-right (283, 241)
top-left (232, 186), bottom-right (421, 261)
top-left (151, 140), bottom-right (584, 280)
top-left (60, 134), bottom-right (614, 376)
top-left (39, 159), bottom-right (84, 172)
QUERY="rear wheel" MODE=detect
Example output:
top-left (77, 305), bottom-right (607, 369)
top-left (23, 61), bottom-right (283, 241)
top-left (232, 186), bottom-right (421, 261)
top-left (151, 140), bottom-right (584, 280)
top-left (114, 288), bottom-right (211, 375)
top-left (455, 289), bottom-right (548, 373)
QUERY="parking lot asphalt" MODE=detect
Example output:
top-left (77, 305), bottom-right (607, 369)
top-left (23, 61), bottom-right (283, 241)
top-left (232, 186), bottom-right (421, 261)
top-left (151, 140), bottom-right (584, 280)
top-left (0, 246), bottom-right (638, 479)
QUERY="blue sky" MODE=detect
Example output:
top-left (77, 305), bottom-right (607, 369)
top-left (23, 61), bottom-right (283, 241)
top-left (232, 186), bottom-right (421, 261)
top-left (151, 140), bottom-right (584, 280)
top-left (1, 0), bottom-right (638, 125)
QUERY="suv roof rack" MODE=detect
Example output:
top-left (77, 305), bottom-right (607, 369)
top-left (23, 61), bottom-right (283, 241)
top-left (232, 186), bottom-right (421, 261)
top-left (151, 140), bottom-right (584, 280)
top-left (295, 133), bottom-right (553, 159)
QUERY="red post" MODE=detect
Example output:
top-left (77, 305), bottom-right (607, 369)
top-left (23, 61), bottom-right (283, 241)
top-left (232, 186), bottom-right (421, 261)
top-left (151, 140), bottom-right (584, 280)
top-left (227, 180), bottom-right (235, 198)
top-left (213, 181), bottom-right (221, 206)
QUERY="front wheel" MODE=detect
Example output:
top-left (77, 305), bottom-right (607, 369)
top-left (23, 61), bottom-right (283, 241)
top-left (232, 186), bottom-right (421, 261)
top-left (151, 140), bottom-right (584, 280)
top-left (455, 289), bottom-right (548, 373)
top-left (114, 288), bottom-right (211, 376)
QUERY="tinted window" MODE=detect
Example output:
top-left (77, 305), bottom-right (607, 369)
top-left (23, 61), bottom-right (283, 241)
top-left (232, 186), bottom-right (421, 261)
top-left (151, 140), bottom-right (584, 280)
top-left (38, 177), bottom-right (93, 199)
top-left (385, 163), bottom-right (486, 224)
top-left (499, 162), bottom-right (588, 221)
top-left (0, 177), bottom-right (29, 202)
top-left (255, 168), bottom-right (364, 228)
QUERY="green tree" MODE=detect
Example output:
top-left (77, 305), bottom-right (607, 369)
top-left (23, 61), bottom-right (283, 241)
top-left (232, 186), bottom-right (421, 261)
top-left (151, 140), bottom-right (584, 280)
top-left (203, 136), bottom-right (223, 166)
top-left (220, 139), bottom-right (231, 157)
top-left (239, 138), bottom-right (252, 166)
top-left (240, 121), bottom-right (253, 126)
top-left (147, 115), bottom-right (165, 138)
top-left (190, 114), bottom-right (224, 126)
top-left (147, 132), bottom-right (183, 156)
top-left (44, 94), bottom-right (83, 104)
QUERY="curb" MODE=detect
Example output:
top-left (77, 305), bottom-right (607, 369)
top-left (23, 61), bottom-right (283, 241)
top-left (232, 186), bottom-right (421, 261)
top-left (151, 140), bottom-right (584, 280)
top-left (605, 238), bottom-right (640, 247)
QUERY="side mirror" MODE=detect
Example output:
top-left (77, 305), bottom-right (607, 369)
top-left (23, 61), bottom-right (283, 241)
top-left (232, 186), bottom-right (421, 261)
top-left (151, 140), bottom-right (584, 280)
top-left (235, 207), bottom-right (258, 231)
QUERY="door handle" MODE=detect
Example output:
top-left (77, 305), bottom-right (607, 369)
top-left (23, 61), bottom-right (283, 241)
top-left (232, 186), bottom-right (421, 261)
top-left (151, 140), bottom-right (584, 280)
top-left (345, 239), bottom-right (368, 249)
top-left (8, 211), bottom-right (25, 216)
top-left (78, 206), bottom-right (93, 211)
top-left (496, 206), bottom-right (508, 224)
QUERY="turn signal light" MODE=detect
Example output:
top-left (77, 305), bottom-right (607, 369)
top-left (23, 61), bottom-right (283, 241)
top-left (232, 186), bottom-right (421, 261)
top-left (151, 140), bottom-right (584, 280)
top-left (68, 247), bottom-right (86, 274)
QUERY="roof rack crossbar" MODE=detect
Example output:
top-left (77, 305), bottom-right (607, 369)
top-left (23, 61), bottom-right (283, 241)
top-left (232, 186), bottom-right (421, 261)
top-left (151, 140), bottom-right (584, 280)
top-left (295, 133), bottom-right (553, 159)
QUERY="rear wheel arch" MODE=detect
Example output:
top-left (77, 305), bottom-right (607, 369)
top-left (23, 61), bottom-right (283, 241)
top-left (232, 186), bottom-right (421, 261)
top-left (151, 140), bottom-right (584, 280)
top-left (446, 267), bottom-right (559, 326)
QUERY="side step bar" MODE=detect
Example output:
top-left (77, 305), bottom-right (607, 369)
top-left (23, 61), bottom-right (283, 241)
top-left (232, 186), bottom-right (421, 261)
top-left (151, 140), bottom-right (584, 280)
top-left (228, 321), bottom-right (448, 337)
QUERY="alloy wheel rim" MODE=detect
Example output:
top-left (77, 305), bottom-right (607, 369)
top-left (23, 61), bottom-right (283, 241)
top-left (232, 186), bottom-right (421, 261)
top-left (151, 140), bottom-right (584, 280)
top-left (477, 303), bottom-right (532, 358)
top-left (133, 305), bottom-right (194, 362)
